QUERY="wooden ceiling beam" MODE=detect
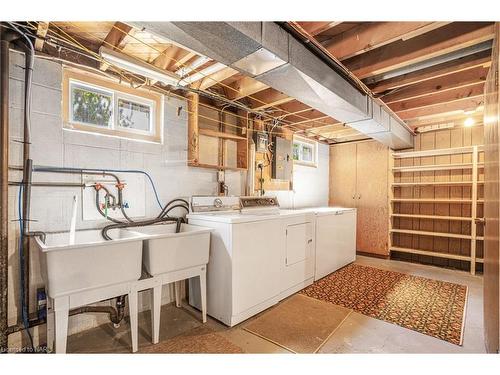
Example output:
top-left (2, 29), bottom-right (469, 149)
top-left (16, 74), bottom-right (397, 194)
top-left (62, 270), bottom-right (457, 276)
top-left (370, 49), bottom-right (492, 94)
top-left (406, 112), bottom-right (484, 129)
top-left (324, 22), bottom-right (449, 61)
top-left (34, 22), bottom-right (49, 51)
top-left (225, 76), bottom-right (268, 100)
top-left (343, 22), bottom-right (495, 79)
top-left (389, 84), bottom-right (485, 112)
top-left (152, 45), bottom-right (191, 71)
top-left (245, 88), bottom-right (294, 110)
top-left (99, 21), bottom-right (133, 70)
top-left (103, 22), bottom-right (132, 51)
top-left (194, 66), bottom-right (239, 91)
top-left (382, 65), bottom-right (489, 104)
top-left (396, 96), bottom-right (484, 120)
top-left (296, 22), bottom-right (343, 36)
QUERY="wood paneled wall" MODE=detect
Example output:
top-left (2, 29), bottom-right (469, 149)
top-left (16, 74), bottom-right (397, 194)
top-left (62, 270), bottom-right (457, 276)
top-left (392, 125), bottom-right (484, 271)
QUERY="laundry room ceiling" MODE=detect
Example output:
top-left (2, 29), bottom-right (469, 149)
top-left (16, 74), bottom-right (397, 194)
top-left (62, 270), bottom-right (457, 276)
top-left (28, 21), bottom-right (494, 144)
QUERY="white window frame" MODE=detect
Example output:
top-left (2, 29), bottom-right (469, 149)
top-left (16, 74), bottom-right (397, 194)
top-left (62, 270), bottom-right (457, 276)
top-left (69, 80), bottom-right (115, 130)
top-left (63, 68), bottom-right (162, 144)
top-left (115, 91), bottom-right (156, 136)
top-left (293, 136), bottom-right (318, 167)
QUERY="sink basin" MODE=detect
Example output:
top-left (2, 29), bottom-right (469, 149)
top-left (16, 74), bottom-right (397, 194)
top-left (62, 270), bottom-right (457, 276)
top-left (127, 223), bottom-right (212, 276)
top-left (34, 229), bottom-right (145, 298)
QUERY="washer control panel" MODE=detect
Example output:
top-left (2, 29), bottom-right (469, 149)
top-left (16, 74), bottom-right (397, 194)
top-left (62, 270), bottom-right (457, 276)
top-left (240, 196), bottom-right (279, 209)
top-left (191, 196), bottom-right (241, 213)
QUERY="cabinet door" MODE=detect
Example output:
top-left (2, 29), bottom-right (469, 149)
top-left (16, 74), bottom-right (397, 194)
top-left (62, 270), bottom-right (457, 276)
top-left (355, 141), bottom-right (389, 256)
top-left (286, 222), bottom-right (312, 266)
top-left (329, 143), bottom-right (357, 208)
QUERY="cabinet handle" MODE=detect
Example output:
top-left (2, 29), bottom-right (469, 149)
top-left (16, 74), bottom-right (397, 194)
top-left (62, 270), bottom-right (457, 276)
top-left (357, 194), bottom-right (362, 199)
top-left (352, 194), bottom-right (356, 199)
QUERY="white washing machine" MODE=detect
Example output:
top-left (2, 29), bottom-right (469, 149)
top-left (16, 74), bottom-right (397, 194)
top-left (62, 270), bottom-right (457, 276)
top-left (187, 196), bottom-right (315, 326)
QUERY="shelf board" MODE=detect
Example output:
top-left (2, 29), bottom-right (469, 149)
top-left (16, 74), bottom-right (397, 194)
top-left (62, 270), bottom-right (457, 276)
top-left (391, 213), bottom-right (473, 221)
top-left (392, 181), bottom-right (475, 187)
top-left (188, 162), bottom-right (247, 171)
top-left (393, 163), bottom-right (484, 172)
top-left (390, 246), bottom-right (472, 262)
top-left (199, 128), bottom-right (247, 141)
top-left (390, 228), bottom-right (472, 239)
top-left (391, 198), bottom-right (478, 203)
top-left (392, 145), bottom-right (484, 159)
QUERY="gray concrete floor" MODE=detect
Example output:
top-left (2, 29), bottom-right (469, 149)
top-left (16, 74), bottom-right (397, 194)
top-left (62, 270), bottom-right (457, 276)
top-left (68, 256), bottom-right (486, 354)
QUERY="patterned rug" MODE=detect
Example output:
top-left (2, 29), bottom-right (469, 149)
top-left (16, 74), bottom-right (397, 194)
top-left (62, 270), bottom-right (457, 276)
top-left (300, 264), bottom-right (468, 345)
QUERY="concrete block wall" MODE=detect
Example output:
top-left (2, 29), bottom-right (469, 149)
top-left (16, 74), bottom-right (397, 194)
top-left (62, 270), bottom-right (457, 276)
top-left (6, 50), bottom-right (329, 348)
top-left (267, 142), bottom-right (330, 208)
top-left (6, 51), bottom-right (244, 348)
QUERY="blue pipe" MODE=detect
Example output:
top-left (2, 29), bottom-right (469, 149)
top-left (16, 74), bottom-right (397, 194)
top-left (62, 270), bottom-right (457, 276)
top-left (33, 166), bottom-right (165, 210)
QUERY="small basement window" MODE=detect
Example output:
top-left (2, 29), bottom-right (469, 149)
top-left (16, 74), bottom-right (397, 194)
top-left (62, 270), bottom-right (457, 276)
top-left (63, 69), bottom-right (162, 143)
top-left (293, 136), bottom-right (317, 167)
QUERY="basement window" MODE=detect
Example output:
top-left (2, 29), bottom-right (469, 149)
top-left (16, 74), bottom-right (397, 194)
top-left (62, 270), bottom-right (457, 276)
top-left (63, 69), bottom-right (162, 143)
top-left (292, 136), bottom-right (317, 167)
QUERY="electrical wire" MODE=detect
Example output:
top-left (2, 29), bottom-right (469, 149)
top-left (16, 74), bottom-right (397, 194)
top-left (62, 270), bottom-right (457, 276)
top-left (16, 21), bottom-right (329, 139)
top-left (28, 21), bottom-right (335, 135)
top-left (17, 184), bottom-right (34, 350)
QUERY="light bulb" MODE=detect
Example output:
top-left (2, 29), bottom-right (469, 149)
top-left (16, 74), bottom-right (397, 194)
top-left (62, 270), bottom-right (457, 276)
top-left (464, 117), bottom-right (475, 127)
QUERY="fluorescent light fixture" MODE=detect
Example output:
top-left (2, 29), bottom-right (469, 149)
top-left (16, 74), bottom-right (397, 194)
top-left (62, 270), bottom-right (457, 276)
top-left (99, 46), bottom-right (181, 86)
top-left (175, 55), bottom-right (211, 77)
top-left (178, 62), bottom-right (227, 86)
top-left (464, 117), bottom-right (475, 127)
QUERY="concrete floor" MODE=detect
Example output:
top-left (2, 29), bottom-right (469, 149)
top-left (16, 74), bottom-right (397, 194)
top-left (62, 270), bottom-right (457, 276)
top-left (68, 256), bottom-right (486, 354)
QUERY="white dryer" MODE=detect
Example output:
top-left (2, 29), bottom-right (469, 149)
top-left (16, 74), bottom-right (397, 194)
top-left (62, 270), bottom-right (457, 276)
top-left (187, 196), bottom-right (315, 326)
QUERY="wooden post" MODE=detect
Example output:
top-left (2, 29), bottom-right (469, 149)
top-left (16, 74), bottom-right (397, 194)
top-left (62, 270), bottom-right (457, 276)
top-left (470, 145), bottom-right (478, 275)
top-left (187, 92), bottom-right (199, 166)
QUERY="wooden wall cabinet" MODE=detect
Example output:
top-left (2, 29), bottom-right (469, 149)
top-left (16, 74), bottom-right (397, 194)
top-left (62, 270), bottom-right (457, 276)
top-left (187, 92), bottom-right (248, 171)
top-left (329, 140), bottom-right (390, 256)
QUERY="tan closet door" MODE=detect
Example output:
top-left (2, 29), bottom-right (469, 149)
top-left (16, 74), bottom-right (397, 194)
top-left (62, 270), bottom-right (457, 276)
top-left (356, 141), bottom-right (389, 255)
top-left (329, 143), bottom-right (357, 208)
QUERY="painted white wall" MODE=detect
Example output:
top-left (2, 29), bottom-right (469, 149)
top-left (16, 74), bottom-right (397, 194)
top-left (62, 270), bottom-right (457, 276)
top-left (6, 51), bottom-right (245, 347)
top-left (267, 142), bottom-right (329, 209)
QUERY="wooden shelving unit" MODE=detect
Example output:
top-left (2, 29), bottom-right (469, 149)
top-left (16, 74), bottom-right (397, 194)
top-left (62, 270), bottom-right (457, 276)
top-left (390, 145), bottom-right (484, 275)
top-left (187, 92), bottom-right (249, 171)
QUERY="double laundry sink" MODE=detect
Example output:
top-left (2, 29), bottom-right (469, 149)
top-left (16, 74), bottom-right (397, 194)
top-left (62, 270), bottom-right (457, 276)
top-left (33, 222), bottom-right (212, 353)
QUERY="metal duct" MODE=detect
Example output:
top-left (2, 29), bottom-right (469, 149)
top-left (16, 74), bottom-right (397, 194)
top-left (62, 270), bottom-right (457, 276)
top-left (133, 22), bottom-right (414, 149)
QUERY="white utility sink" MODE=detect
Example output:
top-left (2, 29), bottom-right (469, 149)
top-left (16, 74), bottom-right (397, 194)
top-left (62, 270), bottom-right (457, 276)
top-left (34, 229), bottom-right (145, 299)
top-left (127, 223), bottom-right (212, 276)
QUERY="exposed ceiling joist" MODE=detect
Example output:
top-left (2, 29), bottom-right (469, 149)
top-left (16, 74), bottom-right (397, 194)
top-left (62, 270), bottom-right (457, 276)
top-left (407, 112), bottom-right (484, 129)
top-left (172, 51), bottom-right (197, 69)
top-left (296, 21), bottom-right (343, 36)
top-left (389, 84), bottom-right (485, 112)
top-left (99, 21), bottom-right (132, 70)
top-left (245, 88), bottom-right (294, 110)
top-left (396, 95), bottom-right (484, 120)
top-left (343, 22), bottom-right (495, 79)
top-left (194, 66), bottom-right (238, 90)
top-left (370, 49), bottom-right (492, 94)
top-left (34, 21), bottom-right (49, 51)
top-left (151, 44), bottom-right (186, 70)
top-left (324, 22), bottom-right (450, 61)
top-left (382, 65), bottom-right (489, 104)
top-left (225, 76), bottom-right (268, 101)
